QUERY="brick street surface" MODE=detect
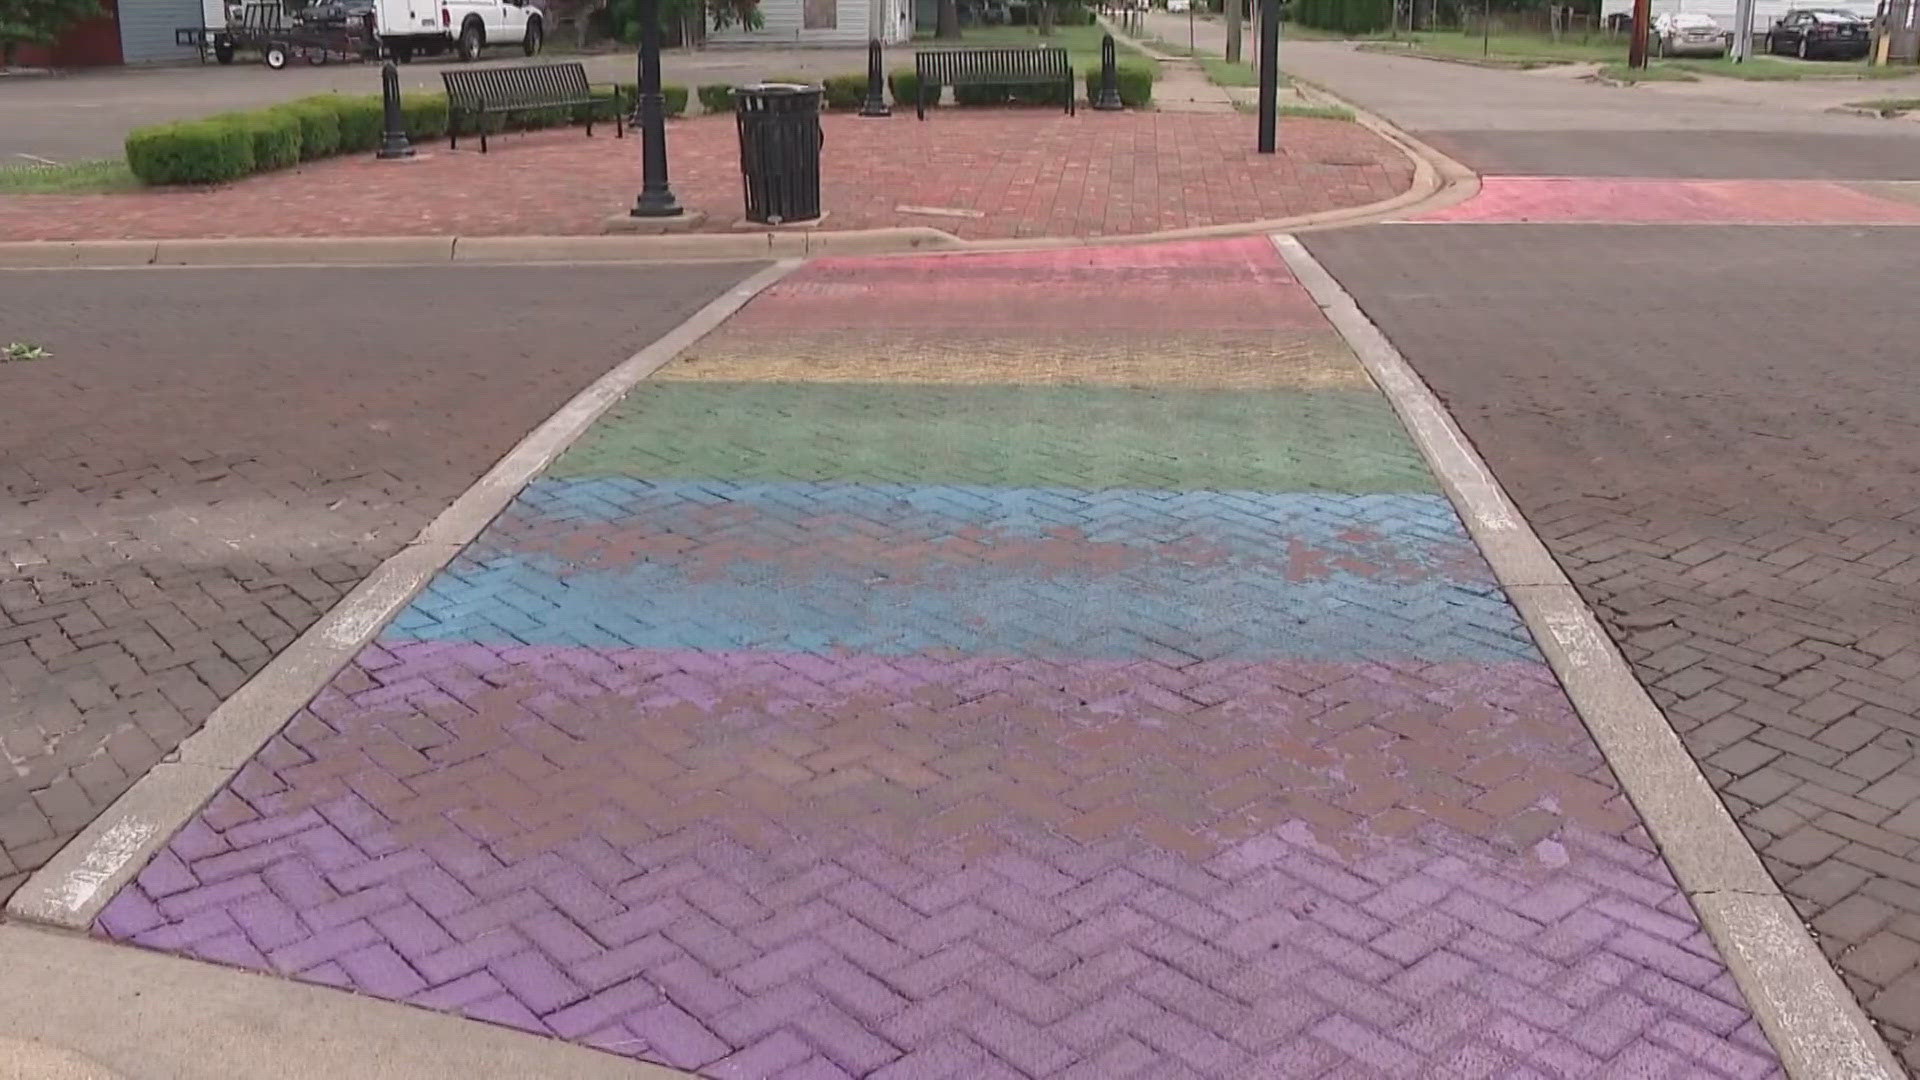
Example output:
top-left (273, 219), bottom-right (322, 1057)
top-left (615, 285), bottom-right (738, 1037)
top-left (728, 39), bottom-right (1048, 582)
top-left (1415, 132), bottom-right (1920, 181)
top-left (1413, 177), bottom-right (1920, 225)
top-left (1304, 223), bottom-right (1920, 1070)
top-left (0, 113), bottom-right (1413, 242)
top-left (0, 263), bottom-right (760, 902)
top-left (96, 239), bottom-right (1781, 1077)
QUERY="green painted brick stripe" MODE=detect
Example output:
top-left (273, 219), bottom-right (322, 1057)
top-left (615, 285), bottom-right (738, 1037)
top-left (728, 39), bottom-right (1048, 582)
top-left (553, 382), bottom-right (1439, 493)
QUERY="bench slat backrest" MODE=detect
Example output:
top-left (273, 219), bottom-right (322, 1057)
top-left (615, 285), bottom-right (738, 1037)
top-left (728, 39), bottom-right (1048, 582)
top-left (443, 62), bottom-right (594, 110)
top-left (915, 46), bottom-right (1070, 85)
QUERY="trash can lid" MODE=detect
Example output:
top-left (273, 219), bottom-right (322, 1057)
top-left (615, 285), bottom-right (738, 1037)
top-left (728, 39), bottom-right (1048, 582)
top-left (734, 82), bottom-right (819, 95)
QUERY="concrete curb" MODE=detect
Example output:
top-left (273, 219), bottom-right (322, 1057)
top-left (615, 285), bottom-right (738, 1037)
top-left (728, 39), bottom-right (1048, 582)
top-left (0, 88), bottom-right (1475, 269)
top-left (4, 258), bottom-right (801, 932)
top-left (1273, 232), bottom-right (1903, 1080)
top-left (1292, 80), bottom-right (1479, 227)
top-left (0, 924), bottom-right (688, 1079)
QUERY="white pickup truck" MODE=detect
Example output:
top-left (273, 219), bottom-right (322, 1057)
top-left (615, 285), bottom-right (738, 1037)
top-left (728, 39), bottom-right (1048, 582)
top-left (178, 0), bottom-right (545, 65)
top-left (372, 0), bottom-right (546, 61)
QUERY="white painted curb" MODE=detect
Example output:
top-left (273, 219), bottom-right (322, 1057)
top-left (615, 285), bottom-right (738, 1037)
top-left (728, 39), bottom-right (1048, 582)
top-left (1272, 232), bottom-right (1902, 1080)
top-left (5, 259), bottom-right (803, 931)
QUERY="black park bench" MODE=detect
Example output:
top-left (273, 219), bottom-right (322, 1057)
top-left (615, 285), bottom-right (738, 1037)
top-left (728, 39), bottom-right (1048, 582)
top-left (913, 46), bottom-right (1075, 120)
top-left (442, 61), bottom-right (622, 153)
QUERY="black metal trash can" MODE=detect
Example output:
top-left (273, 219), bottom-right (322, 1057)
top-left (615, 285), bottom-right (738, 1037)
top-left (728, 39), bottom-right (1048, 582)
top-left (733, 83), bottom-right (825, 225)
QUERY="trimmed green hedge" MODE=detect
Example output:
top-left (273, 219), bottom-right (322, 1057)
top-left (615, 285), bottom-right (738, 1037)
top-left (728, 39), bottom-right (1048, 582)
top-left (119, 63), bottom-right (1149, 188)
top-left (125, 121), bottom-right (254, 185)
top-left (889, 68), bottom-right (940, 108)
top-left (318, 94), bottom-right (385, 153)
top-left (274, 99), bottom-right (342, 160)
top-left (822, 74), bottom-right (867, 110)
top-left (1083, 63), bottom-right (1154, 107)
top-left (613, 83), bottom-right (689, 118)
top-left (402, 92), bottom-right (450, 139)
top-left (698, 83), bottom-right (734, 113)
top-left (122, 84), bottom-right (691, 186)
top-left (888, 65), bottom-right (1154, 110)
top-left (217, 109), bottom-right (302, 172)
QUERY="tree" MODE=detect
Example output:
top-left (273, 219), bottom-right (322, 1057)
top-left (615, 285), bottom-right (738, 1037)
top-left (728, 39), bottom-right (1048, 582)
top-left (0, 0), bottom-right (101, 66)
top-left (607, 0), bottom-right (759, 42)
top-left (937, 0), bottom-right (960, 38)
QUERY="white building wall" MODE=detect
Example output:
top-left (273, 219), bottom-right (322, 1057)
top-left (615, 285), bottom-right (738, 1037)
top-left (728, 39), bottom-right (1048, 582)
top-left (712, 0), bottom-right (909, 45)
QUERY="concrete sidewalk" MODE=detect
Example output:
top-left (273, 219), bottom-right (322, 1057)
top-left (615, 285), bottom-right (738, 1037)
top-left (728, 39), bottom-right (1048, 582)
top-left (1138, 13), bottom-right (1920, 180)
top-left (39, 238), bottom-right (1792, 1077)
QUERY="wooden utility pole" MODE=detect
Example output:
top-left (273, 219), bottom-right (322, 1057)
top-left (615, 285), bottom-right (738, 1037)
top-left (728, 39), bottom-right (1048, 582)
top-left (1628, 0), bottom-right (1652, 66)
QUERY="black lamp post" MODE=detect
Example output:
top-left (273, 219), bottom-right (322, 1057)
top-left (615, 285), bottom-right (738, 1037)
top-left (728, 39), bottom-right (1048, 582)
top-left (630, 0), bottom-right (682, 217)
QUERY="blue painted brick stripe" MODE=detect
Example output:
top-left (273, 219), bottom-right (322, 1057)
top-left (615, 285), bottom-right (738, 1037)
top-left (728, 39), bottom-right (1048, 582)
top-left (378, 480), bottom-right (1538, 663)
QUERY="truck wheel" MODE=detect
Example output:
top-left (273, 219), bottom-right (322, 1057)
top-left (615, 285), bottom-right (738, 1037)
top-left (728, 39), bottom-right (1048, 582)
top-left (523, 18), bottom-right (543, 56)
top-left (457, 21), bottom-right (483, 60)
top-left (264, 44), bottom-right (288, 69)
top-left (214, 41), bottom-right (235, 63)
top-left (391, 42), bottom-right (413, 61)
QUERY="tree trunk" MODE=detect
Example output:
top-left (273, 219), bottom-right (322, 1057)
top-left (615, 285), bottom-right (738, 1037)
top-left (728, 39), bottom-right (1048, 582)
top-left (1225, 0), bottom-right (1241, 60)
top-left (1038, 0), bottom-right (1053, 34)
top-left (937, 0), bottom-right (960, 36)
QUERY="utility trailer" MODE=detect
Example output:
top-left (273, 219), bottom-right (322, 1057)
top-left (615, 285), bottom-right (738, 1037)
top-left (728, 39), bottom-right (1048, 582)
top-left (177, 1), bottom-right (378, 68)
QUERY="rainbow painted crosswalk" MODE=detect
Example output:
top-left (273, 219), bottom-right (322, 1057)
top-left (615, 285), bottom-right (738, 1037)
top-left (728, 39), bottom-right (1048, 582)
top-left (96, 239), bottom-right (1780, 1078)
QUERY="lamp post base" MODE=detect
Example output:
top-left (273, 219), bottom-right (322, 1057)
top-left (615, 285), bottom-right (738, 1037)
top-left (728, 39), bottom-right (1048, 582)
top-left (604, 209), bottom-right (709, 233)
top-left (629, 196), bottom-right (685, 218)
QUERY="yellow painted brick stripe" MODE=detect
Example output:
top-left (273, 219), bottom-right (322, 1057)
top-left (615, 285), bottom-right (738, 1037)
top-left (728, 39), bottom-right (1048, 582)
top-left (658, 330), bottom-right (1371, 391)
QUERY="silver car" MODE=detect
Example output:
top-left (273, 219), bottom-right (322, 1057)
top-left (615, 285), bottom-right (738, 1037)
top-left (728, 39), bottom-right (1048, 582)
top-left (1652, 11), bottom-right (1730, 56)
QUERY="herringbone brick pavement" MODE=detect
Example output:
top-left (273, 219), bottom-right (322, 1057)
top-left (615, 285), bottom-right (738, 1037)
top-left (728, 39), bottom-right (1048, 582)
top-left (0, 264), bottom-right (756, 902)
top-left (99, 644), bottom-right (1780, 1078)
top-left (1302, 223), bottom-right (1920, 1070)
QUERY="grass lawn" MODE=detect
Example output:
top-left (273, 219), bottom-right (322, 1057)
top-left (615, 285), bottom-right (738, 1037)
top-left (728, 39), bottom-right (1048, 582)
top-left (915, 24), bottom-right (1149, 66)
top-left (1598, 62), bottom-right (1698, 82)
top-left (1358, 30), bottom-right (1623, 64)
top-left (1199, 56), bottom-right (1266, 85)
top-left (0, 159), bottom-right (139, 195)
top-left (1849, 96), bottom-right (1920, 113)
top-left (1278, 21), bottom-right (1352, 40)
top-left (1662, 56), bottom-right (1913, 80)
top-left (1231, 100), bottom-right (1357, 119)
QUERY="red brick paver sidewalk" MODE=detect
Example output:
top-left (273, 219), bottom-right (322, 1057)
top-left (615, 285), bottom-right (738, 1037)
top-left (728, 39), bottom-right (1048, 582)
top-left (0, 113), bottom-right (1412, 242)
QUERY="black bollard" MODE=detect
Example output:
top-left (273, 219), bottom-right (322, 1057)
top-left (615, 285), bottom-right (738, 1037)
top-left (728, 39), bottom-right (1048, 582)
top-left (377, 60), bottom-right (414, 159)
top-left (860, 38), bottom-right (891, 117)
top-left (1095, 33), bottom-right (1123, 110)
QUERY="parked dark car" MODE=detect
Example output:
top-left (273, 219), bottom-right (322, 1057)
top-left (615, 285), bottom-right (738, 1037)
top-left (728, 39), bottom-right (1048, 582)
top-left (299, 0), bottom-right (373, 26)
top-left (1767, 8), bottom-right (1872, 59)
